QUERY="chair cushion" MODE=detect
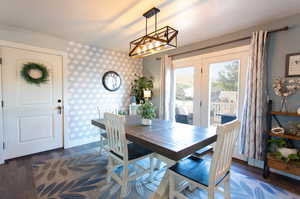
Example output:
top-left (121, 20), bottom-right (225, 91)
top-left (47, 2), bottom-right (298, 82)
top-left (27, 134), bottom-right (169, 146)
top-left (100, 132), bottom-right (107, 138)
top-left (110, 143), bottom-right (153, 161)
top-left (169, 156), bottom-right (228, 186)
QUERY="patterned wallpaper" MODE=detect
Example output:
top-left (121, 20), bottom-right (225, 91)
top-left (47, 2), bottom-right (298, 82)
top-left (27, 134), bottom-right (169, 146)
top-left (67, 41), bottom-right (142, 144)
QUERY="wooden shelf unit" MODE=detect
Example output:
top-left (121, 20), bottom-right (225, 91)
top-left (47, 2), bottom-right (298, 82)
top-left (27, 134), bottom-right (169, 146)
top-left (263, 100), bottom-right (300, 178)
top-left (267, 154), bottom-right (300, 176)
top-left (270, 112), bottom-right (300, 117)
top-left (268, 132), bottom-right (300, 141)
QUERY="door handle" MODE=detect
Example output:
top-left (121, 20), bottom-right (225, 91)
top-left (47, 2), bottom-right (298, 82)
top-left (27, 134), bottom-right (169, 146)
top-left (57, 106), bottom-right (62, 115)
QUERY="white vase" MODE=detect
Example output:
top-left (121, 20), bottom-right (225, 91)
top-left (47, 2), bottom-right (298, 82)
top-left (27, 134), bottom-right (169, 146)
top-left (141, 118), bottom-right (152, 126)
top-left (277, 147), bottom-right (298, 158)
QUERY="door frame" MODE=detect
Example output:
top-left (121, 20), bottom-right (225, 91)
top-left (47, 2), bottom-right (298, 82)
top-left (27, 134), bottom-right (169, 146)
top-left (0, 40), bottom-right (69, 164)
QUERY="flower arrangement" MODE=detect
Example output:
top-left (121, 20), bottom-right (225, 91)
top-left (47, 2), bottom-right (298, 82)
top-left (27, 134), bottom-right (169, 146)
top-left (138, 101), bottom-right (156, 125)
top-left (273, 78), bottom-right (300, 111)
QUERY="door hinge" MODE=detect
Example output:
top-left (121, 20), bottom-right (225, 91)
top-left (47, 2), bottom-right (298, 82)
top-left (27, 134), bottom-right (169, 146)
top-left (3, 142), bottom-right (5, 150)
top-left (200, 67), bottom-right (203, 74)
top-left (200, 101), bottom-right (202, 107)
top-left (1, 100), bottom-right (3, 108)
top-left (0, 57), bottom-right (2, 65)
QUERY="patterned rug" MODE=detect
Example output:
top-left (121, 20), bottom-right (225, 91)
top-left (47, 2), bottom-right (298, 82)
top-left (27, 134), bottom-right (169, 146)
top-left (32, 153), bottom-right (300, 199)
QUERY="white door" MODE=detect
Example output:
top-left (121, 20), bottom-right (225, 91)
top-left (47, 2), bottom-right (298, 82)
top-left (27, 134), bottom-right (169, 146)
top-left (200, 47), bottom-right (249, 160)
top-left (1, 47), bottom-right (63, 159)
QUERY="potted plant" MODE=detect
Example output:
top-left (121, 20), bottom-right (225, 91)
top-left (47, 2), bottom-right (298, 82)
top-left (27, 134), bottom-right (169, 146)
top-left (138, 101), bottom-right (156, 125)
top-left (131, 74), bottom-right (153, 104)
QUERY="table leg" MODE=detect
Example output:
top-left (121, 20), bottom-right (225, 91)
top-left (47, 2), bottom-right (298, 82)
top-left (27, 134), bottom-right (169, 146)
top-left (151, 153), bottom-right (176, 199)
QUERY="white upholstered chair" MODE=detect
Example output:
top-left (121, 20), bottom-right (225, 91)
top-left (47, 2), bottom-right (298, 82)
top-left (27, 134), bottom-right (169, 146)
top-left (168, 120), bottom-right (241, 199)
top-left (104, 113), bottom-right (155, 198)
top-left (97, 106), bottom-right (118, 153)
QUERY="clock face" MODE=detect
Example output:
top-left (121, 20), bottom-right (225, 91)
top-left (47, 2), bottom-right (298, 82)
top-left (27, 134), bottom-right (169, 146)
top-left (102, 71), bottom-right (121, 91)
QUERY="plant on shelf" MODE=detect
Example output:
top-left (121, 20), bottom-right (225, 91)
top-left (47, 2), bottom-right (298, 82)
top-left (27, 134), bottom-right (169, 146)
top-left (138, 101), bottom-right (156, 126)
top-left (131, 74), bottom-right (153, 104)
top-left (268, 138), bottom-right (300, 163)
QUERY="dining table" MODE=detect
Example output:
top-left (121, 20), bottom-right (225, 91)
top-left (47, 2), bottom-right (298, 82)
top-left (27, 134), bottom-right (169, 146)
top-left (91, 116), bottom-right (217, 199)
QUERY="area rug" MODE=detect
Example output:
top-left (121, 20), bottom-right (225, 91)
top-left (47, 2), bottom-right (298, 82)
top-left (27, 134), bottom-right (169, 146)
top-left (32, 153), bottom-right (299, 199)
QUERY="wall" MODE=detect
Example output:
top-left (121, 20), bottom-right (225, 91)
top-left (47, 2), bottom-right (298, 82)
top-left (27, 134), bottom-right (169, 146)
top-left (66, 41), bottom-right (143, 147)
top-left (143, 13), bottom-right (300, 113)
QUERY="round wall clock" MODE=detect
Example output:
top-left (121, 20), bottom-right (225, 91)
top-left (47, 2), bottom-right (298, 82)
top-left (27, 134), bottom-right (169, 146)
top-left (102, 71), bottom-right (122, 91)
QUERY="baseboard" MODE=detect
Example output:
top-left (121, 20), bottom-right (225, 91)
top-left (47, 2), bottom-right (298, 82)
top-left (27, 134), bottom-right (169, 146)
top-left (64, 135), bottom-right (99, 149)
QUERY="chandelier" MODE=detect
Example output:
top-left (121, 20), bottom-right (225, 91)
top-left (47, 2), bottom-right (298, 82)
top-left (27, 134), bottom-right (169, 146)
top-left (129, 7), bottom-right (178, 58)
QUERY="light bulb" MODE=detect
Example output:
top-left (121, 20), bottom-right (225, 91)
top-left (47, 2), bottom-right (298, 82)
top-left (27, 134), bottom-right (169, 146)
top-left (155, 41), bottom-right (161, 47)
top-left (137, 47), bottom-right (141, 54)
top-left (148, 42), bottom-right (154, 49)
top-left (142, 45), bottom-right (147, 52)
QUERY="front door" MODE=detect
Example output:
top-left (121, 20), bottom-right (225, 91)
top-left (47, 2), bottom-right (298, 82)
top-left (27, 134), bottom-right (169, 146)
top-left (1, 47), bottom-right (63, 159)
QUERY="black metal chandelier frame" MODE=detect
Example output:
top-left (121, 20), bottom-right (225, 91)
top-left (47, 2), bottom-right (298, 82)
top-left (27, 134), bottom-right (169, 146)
top-left (129, 7), bottom-right (178, 58)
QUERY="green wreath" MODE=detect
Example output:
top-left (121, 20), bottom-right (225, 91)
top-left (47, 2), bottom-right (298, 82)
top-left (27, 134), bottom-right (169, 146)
top-left (20, 62), bottom-right (49, 85)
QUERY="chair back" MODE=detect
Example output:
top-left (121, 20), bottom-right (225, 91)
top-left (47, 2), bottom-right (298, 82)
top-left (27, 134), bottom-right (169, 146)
top-left (97, 106), bottom-right (119, 119)
top-left (104, 113), bottom-right (128, 160)
top-left (209, 120), bottom-right (240, 186)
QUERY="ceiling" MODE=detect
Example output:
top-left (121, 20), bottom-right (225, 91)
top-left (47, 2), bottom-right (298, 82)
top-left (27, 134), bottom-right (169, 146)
top-left (1, 0), bottom-right (300, 51)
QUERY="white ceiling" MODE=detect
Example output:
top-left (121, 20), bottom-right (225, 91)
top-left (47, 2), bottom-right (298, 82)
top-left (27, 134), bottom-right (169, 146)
top-left (1, 0), bottom-right (300, 51)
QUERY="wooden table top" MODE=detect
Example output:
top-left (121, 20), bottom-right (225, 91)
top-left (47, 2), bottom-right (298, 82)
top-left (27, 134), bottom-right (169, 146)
top-left (91, 116), bottom-right (217, 161)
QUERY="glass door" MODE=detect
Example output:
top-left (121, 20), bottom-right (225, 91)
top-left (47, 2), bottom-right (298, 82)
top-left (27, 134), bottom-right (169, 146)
top-left (174, 67), bottom-right (194, 125)
top-left (209, 60), bottom-right (240, 127)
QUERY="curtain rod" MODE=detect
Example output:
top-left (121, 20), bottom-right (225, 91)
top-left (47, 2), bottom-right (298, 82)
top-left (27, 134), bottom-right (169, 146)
top-left (163, 26), bottom-right (289, 59)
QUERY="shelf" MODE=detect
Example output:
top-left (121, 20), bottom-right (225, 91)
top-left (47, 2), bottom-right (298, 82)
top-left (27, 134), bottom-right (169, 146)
top-left (268, 132), bottom-right (300, 141)
top-left (267, 154), bottom-right (300, 176)
top-left (270, 112), bottom-right (300, 117)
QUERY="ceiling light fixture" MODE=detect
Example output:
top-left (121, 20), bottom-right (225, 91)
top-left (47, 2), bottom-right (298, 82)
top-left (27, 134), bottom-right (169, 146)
top-left (129, 7), bottom-right (178, 58)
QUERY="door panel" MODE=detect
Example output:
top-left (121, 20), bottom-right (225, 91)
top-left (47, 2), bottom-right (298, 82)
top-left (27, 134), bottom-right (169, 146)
top-left (2, 47), bottom-right (63, 159)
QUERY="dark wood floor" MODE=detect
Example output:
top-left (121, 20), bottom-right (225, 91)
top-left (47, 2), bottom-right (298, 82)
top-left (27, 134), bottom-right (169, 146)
top-left (0, 142), bottom-right (299, 199)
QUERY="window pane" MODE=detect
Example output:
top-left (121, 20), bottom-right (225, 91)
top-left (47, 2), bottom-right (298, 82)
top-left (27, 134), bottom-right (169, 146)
top-left (209, 60), bottom-right (240, 126)
top-left (175, 67), bottom-right (194, 125)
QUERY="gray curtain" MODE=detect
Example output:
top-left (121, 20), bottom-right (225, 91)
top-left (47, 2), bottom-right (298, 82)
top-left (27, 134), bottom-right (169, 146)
top-left (159, 55), bottom-right (175, 121)
top-left (240, 31), bottom-right (268, 160)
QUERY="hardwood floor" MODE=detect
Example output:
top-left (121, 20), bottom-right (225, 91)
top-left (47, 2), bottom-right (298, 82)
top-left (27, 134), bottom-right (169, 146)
top-left (0, 142), bottom-right (299, 199)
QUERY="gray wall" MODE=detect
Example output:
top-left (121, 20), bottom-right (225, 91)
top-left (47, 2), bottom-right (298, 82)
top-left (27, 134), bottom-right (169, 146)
top-left (143, 13), bottom-right (300, 114)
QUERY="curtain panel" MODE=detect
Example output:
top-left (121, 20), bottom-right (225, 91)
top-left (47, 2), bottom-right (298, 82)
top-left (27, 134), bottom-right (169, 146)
top-left (159, 55), bottom-right (175, 121)
top-left (240, 31), bottom-right (268, 161)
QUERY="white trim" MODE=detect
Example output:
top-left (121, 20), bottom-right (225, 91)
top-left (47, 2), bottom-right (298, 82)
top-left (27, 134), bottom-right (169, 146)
top-left (0, 49), bottom-right (4, 164)
top-left (65, 135), bottom-right (100, 149)
top-left (0, 40), bottom-right (69, 162)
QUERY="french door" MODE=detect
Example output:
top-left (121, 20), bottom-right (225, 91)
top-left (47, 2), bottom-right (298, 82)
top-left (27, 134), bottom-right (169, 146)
top-left (173, 46), bottom-right (249, 160)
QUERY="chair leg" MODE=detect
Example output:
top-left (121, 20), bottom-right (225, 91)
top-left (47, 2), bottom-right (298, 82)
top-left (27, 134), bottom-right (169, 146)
top-left (106, 155), bottom-right (113, 183)
top-left (169, 172), bottom-right (175, 199)
top-left (208, 187), bottom-right (215, 199)
top-left (188, 183), bottom-right (196, 192)
top-left (99, 135), bottom-right (104, 154)
top-left (148, 156), bottom-right (154, 182)
top-left (120, 163), bottom-right (129, 198)
top-left (224, 177), bottom-right (231, 199)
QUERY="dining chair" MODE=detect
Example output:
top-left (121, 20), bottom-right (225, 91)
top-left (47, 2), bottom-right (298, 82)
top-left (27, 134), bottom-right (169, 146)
top-left (104, 113), bottom-right (155, 198)
top-left (97, 106), bottom-right (118, 154)
top-left (168, 120), bottom-right (240, 199)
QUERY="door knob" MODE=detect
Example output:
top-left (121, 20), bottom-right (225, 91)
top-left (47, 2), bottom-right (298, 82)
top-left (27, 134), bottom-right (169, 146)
top-left (57, 106), bottom-right (62, 114)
